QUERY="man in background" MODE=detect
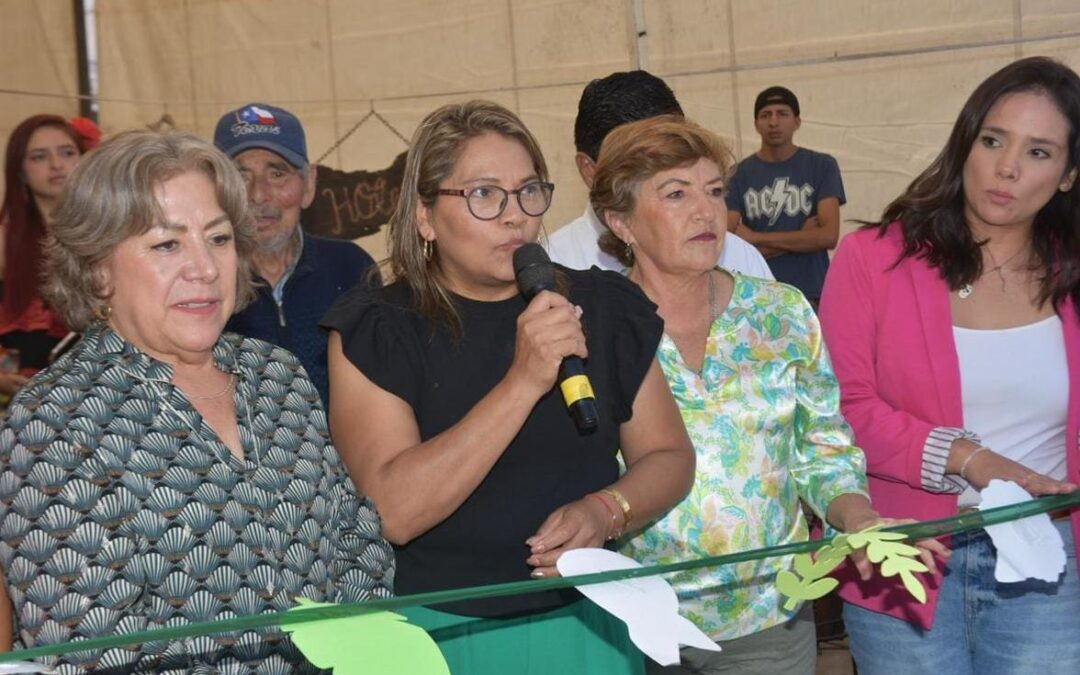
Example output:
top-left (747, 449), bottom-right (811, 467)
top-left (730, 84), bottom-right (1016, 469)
top-left (214, 103), bottom-right (377, 405)
top-left (726, 86), bottom-right (846, 307)
top-left (547, 70), bottom-right (773, 279)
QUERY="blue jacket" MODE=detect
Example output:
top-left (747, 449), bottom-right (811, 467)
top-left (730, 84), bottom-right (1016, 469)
top-left (226, 232), bottom-right (378, 406)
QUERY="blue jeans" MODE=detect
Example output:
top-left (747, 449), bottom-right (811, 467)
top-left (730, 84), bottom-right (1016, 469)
top-left (843, 519), bottom-right (1080, 675)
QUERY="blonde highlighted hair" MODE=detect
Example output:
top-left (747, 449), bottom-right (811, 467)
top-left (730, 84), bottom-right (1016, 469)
top-left (387, 100), bottom-right (548, 332)
top-left (590, 115), bottom-right (733, 267)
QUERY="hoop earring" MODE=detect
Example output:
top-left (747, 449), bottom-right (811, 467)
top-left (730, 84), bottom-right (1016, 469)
top-left (537, 224), bottom-right (550, 249)
top-left (423, 239), bottom-right (434, 262)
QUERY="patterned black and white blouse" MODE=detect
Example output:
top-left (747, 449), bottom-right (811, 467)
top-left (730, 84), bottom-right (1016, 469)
top-left (0, 326), bottom-right (395, 674)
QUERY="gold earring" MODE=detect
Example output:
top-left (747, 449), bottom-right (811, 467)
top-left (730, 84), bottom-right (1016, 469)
top-left (94, 304), bottom-right (112, 322)
top-left (624, 241), bottom-right (634, 263)
top-left (423, 239), bottom-right (434, 262)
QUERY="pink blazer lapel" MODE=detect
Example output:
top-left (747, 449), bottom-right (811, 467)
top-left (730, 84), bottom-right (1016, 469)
top-left (1060, 301), bottom-right (1080, 467)
top-left (908, 258), bottom-right (965, 426)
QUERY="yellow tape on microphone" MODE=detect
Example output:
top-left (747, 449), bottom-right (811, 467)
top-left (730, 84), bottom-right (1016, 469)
top-left (560, 374), bottom-right (596, 406)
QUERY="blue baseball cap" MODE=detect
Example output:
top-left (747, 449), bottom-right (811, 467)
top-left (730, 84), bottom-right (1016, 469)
top-left (213, 103), bottom-right (308, 168)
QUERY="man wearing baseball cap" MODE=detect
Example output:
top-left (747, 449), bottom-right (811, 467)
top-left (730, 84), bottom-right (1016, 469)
top-left (214, 103), bottom-right (377, 405)
top-left (725, 86), bottom-right (846, 308)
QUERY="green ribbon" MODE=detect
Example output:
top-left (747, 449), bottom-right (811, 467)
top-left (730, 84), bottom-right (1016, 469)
top-left (2, 492), bottom-right (1076, 663)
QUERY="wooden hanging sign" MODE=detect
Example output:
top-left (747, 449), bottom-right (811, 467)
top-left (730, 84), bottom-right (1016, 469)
top-left (301, 151), bottom-right (407, 239)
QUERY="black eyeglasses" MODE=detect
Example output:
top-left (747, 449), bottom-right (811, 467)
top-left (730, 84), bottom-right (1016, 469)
top-left (437, 182), bottom-right (555, 220)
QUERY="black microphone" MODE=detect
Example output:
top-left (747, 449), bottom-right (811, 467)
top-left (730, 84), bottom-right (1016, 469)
top-left (513, 243), bottom-right (599, 432)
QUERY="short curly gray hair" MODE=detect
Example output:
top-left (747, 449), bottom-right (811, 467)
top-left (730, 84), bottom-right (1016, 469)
top-left (44, 130), bottom-right (257, 330)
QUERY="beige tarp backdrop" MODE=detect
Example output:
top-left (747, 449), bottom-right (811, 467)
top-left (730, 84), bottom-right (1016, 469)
top-left (0, 0), bottom-right (80, 152)
top-left (3, 0), bottom-right (1080, 262)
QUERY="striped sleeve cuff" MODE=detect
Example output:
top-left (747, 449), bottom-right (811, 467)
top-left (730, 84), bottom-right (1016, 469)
top-left (921, 427), bottom-right (980, 494)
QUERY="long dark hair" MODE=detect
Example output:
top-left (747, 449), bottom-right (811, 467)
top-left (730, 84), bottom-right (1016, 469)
top-left (870, 56), bottom-right (1080, 311)
top-left (0, 114), bottom-right (80, 319)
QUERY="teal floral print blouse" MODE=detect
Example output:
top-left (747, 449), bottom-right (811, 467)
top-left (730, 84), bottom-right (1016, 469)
top-left (622, 274), bottom-right (868, 640)
top-left (0, 326), bottom-right (394, 674)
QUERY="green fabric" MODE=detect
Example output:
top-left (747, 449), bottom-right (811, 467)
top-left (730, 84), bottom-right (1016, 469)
top-left (403, 599), bottom-right (645, 675)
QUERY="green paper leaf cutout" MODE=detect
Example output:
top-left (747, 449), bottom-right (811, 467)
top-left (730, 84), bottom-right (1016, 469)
top-left (776, 548), bottom-right (847, 611)
top-left (829, 535), bottom-right (851, 553)
top-left (793, 553), bottom-right (815, 577)
top-left (777, 567), bottom-right (839, 610)
top-left (284, 599), bottom-right (451, 675)
top-left (899, 570), bottom-right (928, 604)
top-left (866, 531), bottom-right (908, 541)
top-left (809, 549), bottom-right (848, 577)
top-left (867, 540), bottom-right (921, 565)
top-left (880, 555), bottom-right (929, 578)
top-left (815, 541), bottom-right (853, 567)
top-left (805, 576), bottom-right (839, 598)
top-left (846, 524), bottom-right (886, 550)
top-left (845, 528), bottom-right (930, 605)
top-left (775, 569), bottom-right (802, 597)
top-left (775, 570), bottom-right (806, 610)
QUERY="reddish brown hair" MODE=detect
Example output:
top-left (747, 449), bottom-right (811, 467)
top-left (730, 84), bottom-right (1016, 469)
top-left (590, 115), bottom-right (733, 266)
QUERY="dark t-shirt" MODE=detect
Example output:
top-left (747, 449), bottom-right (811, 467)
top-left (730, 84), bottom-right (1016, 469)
top-left (726, 148), bottom-right (846, 300)
top-left (321, 266), bottom-right (662, 617)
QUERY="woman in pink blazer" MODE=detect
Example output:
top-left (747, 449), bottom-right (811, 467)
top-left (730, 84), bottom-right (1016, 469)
top-left (820, 56), bottom-right (1080, 675)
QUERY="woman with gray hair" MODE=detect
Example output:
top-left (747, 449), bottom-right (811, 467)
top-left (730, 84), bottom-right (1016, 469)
top-left (0, 130), bottom-right (394, 674)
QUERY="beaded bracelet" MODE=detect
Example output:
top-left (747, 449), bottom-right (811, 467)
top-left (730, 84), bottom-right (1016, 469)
top-left (959, 445), bottom-right (990, 482)
top-left (586, 492), bottom-right (622, 540)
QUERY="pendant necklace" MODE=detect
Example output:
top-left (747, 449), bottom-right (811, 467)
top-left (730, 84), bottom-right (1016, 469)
top-left (958, 245), bottom-right (1028, 299)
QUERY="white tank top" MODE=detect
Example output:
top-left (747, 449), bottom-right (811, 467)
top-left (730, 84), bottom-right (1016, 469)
top-left (953, 314), bottom-right (1068, 507)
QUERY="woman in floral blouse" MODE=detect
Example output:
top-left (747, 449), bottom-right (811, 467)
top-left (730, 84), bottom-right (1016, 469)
top-left (591, 115), bottom-right (942, 675)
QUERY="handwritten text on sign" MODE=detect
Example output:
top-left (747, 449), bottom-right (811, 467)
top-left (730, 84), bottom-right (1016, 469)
top-left (302, 152), bottom-right (407, 239)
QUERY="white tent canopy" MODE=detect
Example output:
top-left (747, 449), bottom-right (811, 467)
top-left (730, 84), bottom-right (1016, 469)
top-left (3, 0), bottom-right (1079, 260)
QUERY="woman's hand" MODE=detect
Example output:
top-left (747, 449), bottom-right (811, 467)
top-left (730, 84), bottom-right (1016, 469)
top-left (525, 497), bottom-right (611, 578)
top-left (506, 291), bottom-right (587, 401)
top-left (827, 493), bottom-right (951, 580)
top-left (0, 370), bottom-right (29, 397)
top-left (960, 447), bottom-right (1078, 496)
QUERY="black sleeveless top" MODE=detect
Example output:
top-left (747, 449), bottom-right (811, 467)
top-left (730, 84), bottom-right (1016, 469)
top-left (322, 266), bottom-right (662, 617)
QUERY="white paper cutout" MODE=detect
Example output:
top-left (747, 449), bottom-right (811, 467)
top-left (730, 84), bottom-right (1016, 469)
top-left (556, 548), bottom-right (720, 666)
top-left (978, 479), bottom-right (1066, 583)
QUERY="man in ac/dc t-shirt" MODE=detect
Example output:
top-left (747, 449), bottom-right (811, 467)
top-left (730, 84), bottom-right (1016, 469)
top-left (726, 86), bottom-right (846, 307)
